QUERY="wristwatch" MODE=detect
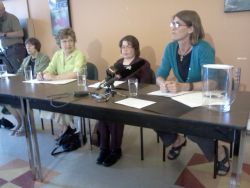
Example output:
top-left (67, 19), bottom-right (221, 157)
top-left (3, 33), bottom-right (7, 37)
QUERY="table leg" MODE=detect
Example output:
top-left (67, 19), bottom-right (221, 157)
top-left (229, 130), bottom-right (246, 188)
top-left (26, 99), bottom-right (43, 181)
top-left (20, 97), bottom-right (36, 179)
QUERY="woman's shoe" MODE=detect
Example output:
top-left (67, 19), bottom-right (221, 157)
top-left (217, 145), bottom-right (230, 176)
top-left (103, 149), bottom-right (122, 167)
top-left (9, 130), bottom-right (17, 136)
top-left (96, 150), bottom-right (109, 165)
top-left (167, 139), bottom-right (187, 160)
top-left (9, 124), bottom-right (21, 136)
top-left (14, 126), bottom-right (25, 136)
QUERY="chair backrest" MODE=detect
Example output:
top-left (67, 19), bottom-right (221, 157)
top-left (86, 62), bottom-right (98, 80)
top-left (150, 69), bottom-right (156, 84)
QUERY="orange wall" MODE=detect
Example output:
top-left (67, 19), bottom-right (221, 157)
top-left (4, 0), bottom-right (250, 90)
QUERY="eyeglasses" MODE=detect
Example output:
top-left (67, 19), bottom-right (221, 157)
top-left (170, 21), bottom-right (187, 29)
top-left (121, 45), bottom-right (133, 50)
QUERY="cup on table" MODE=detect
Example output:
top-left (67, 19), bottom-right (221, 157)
top-left (24, 66), bottom-right (33, 81)
top-left (128, 78), bottom-right (138, 97)
top-left (0, 64), bottom-right (7, 79)
top-left (77, 71), bottom-right (87, 87)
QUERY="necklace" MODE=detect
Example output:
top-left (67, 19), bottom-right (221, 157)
top-left (179, 46), bottom-right (192, 62)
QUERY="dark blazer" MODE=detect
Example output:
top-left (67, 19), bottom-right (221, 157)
top-left (114, 57), bottom-right (153, 84)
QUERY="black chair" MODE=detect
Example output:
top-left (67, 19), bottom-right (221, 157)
top-left (86, 62), bottom-right (98, 80)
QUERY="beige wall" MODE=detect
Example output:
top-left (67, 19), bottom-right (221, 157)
top-left (3, 0), bottom-right (28, 18)
top-left (4, 0), bottom-right (250, 90)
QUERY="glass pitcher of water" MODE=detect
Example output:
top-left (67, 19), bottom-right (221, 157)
top-left (202, 64), bottom-right (241, 112)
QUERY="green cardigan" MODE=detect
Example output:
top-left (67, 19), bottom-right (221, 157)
top-left (156, 40), bottom-right (215, 83)
top-left (16, 52), bottom-right (50, 76)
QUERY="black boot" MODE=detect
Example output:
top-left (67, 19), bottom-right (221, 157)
top-left (96, 149), bottom-right (110, 165)
top-left (103, 149), bottom-right (122, 167)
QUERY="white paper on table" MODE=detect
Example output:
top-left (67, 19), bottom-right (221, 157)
top-left (171, 91), bottom-right (203, 108)
top-left (115, 97), bottom-right (156, 109)
top-left (147, 90), bottom-right (190, 97)
top-left (88, 81), bottom-right (125, 88)
top-left (247, 117), bottom-right (250, 131)
top-left (0, 73), bottom-right (16, 78)
top-left (23, 78), bottom-right (76, 85)
top-left (6, 73), bottom-right (16, 77)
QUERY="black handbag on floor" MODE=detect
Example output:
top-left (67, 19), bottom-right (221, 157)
top-left (0, 117), bottom-right (15, 129)
top-left (51, 126), bottom-right (81, 156)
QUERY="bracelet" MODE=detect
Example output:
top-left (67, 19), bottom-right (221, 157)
top-left (189, 83), bottom-right (193, 91)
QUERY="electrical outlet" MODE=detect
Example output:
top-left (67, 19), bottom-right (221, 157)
top-left (236, 57), bottom-right (248, 61)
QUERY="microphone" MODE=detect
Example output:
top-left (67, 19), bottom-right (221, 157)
top-left (99, 59), bottom-right (146, 88)
top-left (114, 60), bottom-right (145, 78)
top-left (97, 66), bottom-right (119, 89)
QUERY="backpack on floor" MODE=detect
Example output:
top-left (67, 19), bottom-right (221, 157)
top-left (51, 126), bottom-right (81, 156)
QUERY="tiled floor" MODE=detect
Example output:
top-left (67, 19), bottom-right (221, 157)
top-left (1, 108), bottom-right (250, 188)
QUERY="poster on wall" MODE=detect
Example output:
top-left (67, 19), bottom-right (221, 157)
top-left (48, 0), bottom-right (71, 36)
top-left (224, 0), bottom-right (250, 12)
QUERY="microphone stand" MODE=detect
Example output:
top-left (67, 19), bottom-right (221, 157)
top-left (105, 82), bottom-right (116, 97)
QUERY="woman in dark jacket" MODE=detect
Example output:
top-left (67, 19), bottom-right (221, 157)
top-left (96, 35), bottom-right (152, 167)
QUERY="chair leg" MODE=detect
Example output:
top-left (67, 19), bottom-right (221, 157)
top-left (229, 142), bottom-right (233, 158)
top-left (50, 119), bottom-right (54, 135)
top-left (213, 139), bottom-right (218, 179)
top-left (88, 119), bottom-right (93, 150)
top-left (80, 117), bottom-right (87, 145)
top-left (140, 127), bottom-right (144, 160)
top-left (41, 118), bottom-right (44, 130)
top-left (163, 144), bottom-right (166, 162)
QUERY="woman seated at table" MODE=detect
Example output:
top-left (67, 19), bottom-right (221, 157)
top-left (6, 37), bottom-right (50, 136)
top-left (96, 35), bottom-right (153, 167)
top-left (37, 27), bottom-right (86, 136)
top-left (156, 10), bottom-right (230, 175)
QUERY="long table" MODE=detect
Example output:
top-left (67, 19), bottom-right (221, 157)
top-left (1, 76), bottom-right (250, 187)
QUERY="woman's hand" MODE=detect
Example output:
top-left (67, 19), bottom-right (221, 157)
top-left (36, 72), bottom-right (44, 81)
top-left (167, 81), bottom-right (183, 93)
top-left (162, 81), bottom-right (190, 93)
top-left (43, 73), bottom-right (56, 81)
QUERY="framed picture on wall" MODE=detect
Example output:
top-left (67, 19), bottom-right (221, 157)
top-left (224, 0), bottom-right (250, 12)
top-left (48, 0), bottom-right (71, 36)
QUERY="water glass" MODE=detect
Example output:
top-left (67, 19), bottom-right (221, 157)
top-left (128, 78), bottom-right (138, 97)
top-left (24, 66), bottom-right (33, 81)
top-left (0, 64), bottom-right (7, 79)
top-left (77, 71), bottom-right (87, 87)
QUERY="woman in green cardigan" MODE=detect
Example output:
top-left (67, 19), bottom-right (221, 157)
top-left (7, 37), bottom-right (50, 136)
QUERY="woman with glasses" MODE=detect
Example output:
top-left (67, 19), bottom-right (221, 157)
top-left (96, 35), bottom-right (153, 167)
top-left (37, 28), bottom-right (86, 137)
top-left (156, 10), bottom-right (230, 176)
top-left (5, 37), bottom-right (50, 136)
